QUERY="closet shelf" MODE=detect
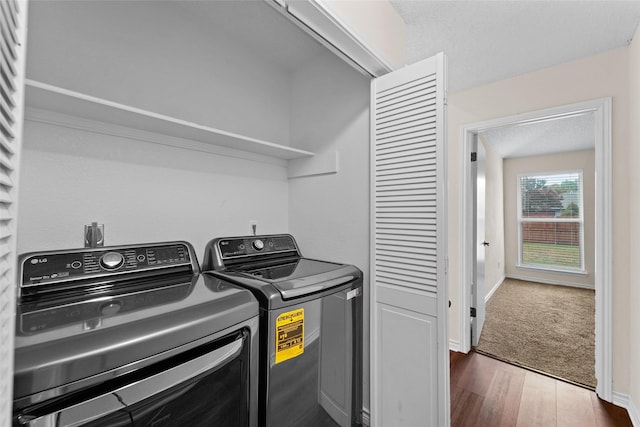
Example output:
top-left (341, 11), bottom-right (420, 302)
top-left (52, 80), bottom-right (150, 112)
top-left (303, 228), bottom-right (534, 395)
top-left (24, 80), bottom-right (315, 160)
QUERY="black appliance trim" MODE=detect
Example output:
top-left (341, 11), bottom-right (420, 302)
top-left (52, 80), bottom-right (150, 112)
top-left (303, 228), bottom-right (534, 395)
top-left (15, 329), bottom-right (248, 425)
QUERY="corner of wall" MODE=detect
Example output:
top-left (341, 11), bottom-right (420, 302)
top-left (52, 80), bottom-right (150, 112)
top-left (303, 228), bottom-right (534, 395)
top-left (627, 22), bottom-right (640, 421)
top-left (321, 0), bottom-right (406, 69)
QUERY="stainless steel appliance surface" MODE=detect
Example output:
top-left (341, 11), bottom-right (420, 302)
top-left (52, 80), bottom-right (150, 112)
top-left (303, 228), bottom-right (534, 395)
top-left (13, 241), bottom-right (259, 427)
top-left (202, 234), bottom-right (363, 427)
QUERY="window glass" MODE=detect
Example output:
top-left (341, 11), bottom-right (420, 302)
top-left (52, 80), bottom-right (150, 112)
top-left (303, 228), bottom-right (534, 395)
top-left (518, 172), bottom-right (583, 271)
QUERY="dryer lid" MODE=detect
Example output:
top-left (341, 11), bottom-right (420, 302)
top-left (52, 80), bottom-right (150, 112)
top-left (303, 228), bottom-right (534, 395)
top-left (233, 258), bottom-right (359, 299)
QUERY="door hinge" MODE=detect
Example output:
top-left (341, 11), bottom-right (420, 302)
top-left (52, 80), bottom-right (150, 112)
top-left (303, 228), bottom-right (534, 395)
top-left (470, 307), bottom-right (477, 318)
top-left (471, 152), bottom-right (477, 162)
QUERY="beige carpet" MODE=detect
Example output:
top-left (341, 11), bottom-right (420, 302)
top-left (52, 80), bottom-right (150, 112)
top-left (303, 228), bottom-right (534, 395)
top-left (475, 278), bottom-right (596, 389)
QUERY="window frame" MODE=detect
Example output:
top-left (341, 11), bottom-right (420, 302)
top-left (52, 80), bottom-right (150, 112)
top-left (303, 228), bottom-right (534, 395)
top-left (516, 169), bottom-right (586, 274)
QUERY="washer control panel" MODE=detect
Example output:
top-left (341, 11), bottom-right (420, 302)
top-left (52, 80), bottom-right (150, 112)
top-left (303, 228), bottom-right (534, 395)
top-left (218, 234), bottom-right (298, 259)
top-left (19, 242), bottom-right (194, 292)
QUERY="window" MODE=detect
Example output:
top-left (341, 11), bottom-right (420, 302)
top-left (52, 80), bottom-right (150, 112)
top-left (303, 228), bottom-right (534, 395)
top-left (517, 171), bottom-right (584, 272)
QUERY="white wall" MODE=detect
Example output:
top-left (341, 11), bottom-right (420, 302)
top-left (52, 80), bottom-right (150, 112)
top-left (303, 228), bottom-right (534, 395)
top-left (17, 121), bottom-right (289, 260)
top-left (26, 1), bottom-right (291, 145)
top-left (503, 150), bottom-right (595, 288)
top-left (448, 47), bottom-right (631, 394)
top-left (628, 25), bottom-right (640, 423)
top-left (481, 138), bottom-right (505, 297)
top-left (20, 0), bottom-right (299, 260)
top-left (288, 50), bottom-right (371, 413)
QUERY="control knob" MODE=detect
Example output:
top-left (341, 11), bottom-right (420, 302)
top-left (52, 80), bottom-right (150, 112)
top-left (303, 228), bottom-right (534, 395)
top-left (100, 252), bottom-right (124, 270)
top-left (252, 239), bottom-right (265, 251)
top-left (100, 301), bottom-right (122, 316)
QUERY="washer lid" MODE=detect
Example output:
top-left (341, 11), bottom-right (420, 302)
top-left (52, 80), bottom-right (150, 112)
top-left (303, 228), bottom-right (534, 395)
top-left (234, 258), bottom-right (360, 299)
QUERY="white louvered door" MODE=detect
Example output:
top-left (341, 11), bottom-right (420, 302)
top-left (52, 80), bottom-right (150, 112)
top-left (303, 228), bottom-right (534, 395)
top-left (0, 0), bottom-right (28, 424)
top-left (370, 53), bottom-right (448, 427)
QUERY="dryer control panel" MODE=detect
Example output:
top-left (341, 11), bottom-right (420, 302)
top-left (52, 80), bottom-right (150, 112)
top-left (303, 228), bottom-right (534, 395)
top-left (218, 234), bottom-right (298, 259)
top-left (203, 234), bottom-right (301, 271)
top-left (19, 242), bottom-right (197, 296)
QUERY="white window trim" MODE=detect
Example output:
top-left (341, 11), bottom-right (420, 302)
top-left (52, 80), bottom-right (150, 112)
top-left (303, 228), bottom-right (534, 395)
top-left (516, 170), bottom-right (586, 273)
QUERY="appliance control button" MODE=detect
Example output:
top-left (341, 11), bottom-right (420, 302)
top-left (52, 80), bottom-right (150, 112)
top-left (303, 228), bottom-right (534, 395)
top-left (100, 301), bottom-right (122, 316)
top-left (252, 239), bottom-right (265, 251)
top-left (70, 260), bottom-right (82, 269)
top-left (100, 252), bottom-right (124, 270)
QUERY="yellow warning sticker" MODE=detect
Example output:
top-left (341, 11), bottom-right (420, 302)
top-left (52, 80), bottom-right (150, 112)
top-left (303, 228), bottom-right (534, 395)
top-left (275, 308), bottom-right (304, 364)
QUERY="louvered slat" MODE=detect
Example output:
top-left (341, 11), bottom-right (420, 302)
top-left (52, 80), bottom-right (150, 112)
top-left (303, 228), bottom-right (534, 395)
top-left (0, 0), bottom-right (25, 425)
top-left (0, 134), bottom-right (14, 155)
top-left (375, 121), bottom-right (436, 140)
top-left (376, 133), bottom-right (437, 151)
top-left (0, 81), bottom-right (15, 112)
top-left (376, 78), bottom-right (436, 106)
top-left (376, 144), bottom-right (435, 160)
top-left (377, 247), bottom-right (436, 260)
top-left (376, 188), bottom-right (436, 199)
top-left (0, 92), bottom-right (16, 124)
top-left (0, 257), bottom-right (8, 280)
top-left (0, 148), bottom-right (14, 170)
top-left (373, 71), bottom-right (439, 294)
top-left (0, 109), bottom-right (14, 138)
top-left (0, 2), bottom-right (17, 50)
top-left (0, 41), bottom-right (15, 81)
top-left (377, 104), bottom-right (436, 124)
top-left (376, 110), bottom-right (437, 131)
top-left (0, 238), bottom-right (9, 259)
top-left (7, 0), bottom-right (18, 16)
top-left (376, 76), bottom-right (436, 101)
top-left (0, 183), bottom-right (10, 203)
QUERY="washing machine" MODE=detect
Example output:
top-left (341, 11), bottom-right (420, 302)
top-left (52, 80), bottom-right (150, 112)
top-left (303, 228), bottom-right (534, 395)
top-left (202, 234), bottom-right (363, 427)
top-left (14, 241), bottom-right (259, 426)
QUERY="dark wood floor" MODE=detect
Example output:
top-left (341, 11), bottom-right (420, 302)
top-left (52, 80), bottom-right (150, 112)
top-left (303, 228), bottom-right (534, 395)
top-left (450, 351), bottom-right (632, 427)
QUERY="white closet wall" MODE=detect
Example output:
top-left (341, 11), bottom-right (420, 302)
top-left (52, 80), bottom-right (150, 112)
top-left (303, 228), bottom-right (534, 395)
top-left (18, 1), bottom-right (301, 257)
top-left (288, 49), bottom-right (370, 414)
top-left (18, 121), bottom-right (289, 257)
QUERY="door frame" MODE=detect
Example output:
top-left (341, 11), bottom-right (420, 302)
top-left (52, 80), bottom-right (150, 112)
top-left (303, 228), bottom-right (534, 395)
top-left (458, 98), bottom-right (612, 401)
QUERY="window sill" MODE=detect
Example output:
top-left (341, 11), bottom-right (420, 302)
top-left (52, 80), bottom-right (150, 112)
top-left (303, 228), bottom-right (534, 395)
top-left (516, 264), bottom-right (588, 276)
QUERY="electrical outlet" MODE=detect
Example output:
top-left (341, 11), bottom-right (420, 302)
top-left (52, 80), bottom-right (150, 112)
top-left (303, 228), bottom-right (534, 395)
top-left (249, 220), bottom-right (258, 236)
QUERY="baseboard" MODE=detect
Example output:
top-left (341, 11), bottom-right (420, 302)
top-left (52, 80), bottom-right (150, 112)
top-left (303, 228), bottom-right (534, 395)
top-left (612, 392), bottom-right (640, 426)
top-left (630, 397), bottom-right (640, 427)
top-left (506, 274), bottom-right (594, 290)
top-left (449, 339), bottom-right (462, 352)
top-left (484, 276), bottom-right (505, 302)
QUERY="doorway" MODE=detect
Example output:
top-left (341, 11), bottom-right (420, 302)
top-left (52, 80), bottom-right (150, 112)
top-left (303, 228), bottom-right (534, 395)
top-left (458, 98), bottom-right (613, 401)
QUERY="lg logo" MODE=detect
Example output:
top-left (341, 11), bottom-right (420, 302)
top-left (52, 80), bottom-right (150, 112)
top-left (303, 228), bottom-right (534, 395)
top-left (30, 258), bottom-right (48, 264)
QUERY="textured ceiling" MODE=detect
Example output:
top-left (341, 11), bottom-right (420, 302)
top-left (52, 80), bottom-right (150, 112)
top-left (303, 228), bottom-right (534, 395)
top-left (390, 0), bottom-right (640, 92)
top-left (480, 112), bottom-right (595, 159)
